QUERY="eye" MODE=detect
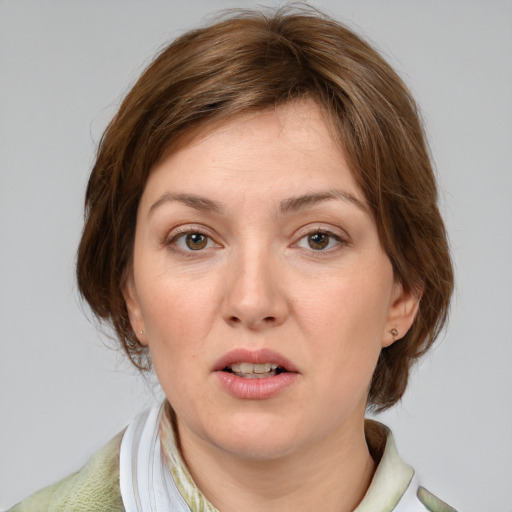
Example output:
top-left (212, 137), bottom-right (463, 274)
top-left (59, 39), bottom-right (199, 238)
top-left (172, 231), bottom-right (216, 251)
top-left (296, 230), bottom-right (343, 251)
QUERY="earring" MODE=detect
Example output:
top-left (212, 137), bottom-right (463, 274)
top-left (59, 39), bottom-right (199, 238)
top-left (390, 328), bottom-right (398, 337)
top-left (139, 330), bottom-right (144, 335)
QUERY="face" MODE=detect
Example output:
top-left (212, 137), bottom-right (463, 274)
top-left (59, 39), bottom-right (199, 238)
top-left (124, 101), bottom-right (417, 462)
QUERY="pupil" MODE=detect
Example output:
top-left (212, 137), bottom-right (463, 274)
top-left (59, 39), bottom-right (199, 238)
top-left (186, 233), bottom-right (207, 250)
top-left (308, 232), bottom-right (328, 250)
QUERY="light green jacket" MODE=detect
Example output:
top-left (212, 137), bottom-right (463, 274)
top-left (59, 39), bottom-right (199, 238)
top-left (9, 432), bottom-right (125, 512)
top-left (8, 422), bottom-right (457, 512)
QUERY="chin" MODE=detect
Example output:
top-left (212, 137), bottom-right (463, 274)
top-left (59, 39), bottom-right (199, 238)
top-left (217, 435), bottom-right (300, 462)
top-left (206, 414), bottom-right (305, 461)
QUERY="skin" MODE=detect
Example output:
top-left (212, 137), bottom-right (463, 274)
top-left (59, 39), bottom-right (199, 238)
top-left (124, 100), bottom-right (419, 512)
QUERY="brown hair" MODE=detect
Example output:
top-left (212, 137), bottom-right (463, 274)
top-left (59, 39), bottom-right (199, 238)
top-left (77, 6), bottom-right (453, 412)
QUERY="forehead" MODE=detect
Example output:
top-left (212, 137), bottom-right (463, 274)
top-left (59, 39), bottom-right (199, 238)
top-left (144, 100), bottom-right (361, 198)
top-left (157, 98), bottom-right (342, 165)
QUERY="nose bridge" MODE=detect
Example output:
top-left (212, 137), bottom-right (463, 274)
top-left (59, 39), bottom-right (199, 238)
top-left (223, 239), bottom-right (287, 328)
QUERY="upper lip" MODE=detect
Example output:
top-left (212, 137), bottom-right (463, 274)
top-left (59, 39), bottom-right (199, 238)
top-left (213, 348), bottom-right (299, 373)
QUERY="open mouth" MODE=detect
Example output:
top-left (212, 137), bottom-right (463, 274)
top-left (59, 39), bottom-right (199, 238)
top-left (215, 351), bottom-right (298, 399)
top-left (222, 362), bottom-right (289, 379)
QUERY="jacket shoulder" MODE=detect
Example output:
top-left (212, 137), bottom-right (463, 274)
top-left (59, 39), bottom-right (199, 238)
top-left (8, 431), bottom-right (125, 512)
top-left (417, 486), bottom-right (458, 512)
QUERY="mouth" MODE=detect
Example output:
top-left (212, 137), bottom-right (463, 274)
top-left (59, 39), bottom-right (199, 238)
top-left (213, 348), bottom-right (298, 376)
top-left (214, 349), bottom-right (299, 399)
top-left (222, 362), bottom-right (289, 379)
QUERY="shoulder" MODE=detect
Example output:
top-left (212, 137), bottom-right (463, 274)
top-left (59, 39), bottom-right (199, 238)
top-left (8, 431), bottom-right (126, 512)
top-left (417, 486), bottom-right (459, 512)
top-left (361, 420), bottom-right (459, 512)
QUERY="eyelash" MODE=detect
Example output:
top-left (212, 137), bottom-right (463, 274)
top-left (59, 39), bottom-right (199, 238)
top-left (166, 227), bottom-right (220, 255)
top-left (165, 226), bottom-right (348, 255)
top-left (294, 228), bottom-right (347, 253)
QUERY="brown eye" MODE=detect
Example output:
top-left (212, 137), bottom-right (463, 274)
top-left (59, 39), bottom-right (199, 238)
top-left (307, 232), bottom-right (330, 250)
top-left (295, 230), bottom-right (343, 252)
top-left (185, 233), bottom-right (208, 250)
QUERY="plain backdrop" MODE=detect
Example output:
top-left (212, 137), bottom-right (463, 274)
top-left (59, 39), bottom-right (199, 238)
top-left (1, 0), bottom-right (511, 510)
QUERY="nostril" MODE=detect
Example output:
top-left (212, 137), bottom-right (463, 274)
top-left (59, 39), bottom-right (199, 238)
top-left (263, 316), bottom-right (276, 323)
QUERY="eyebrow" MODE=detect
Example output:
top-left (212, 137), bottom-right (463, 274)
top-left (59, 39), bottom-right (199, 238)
top-left (279, 190), bottom-right (368, 214)
top-left (148, 189), bottom-right (367, 218)
top-left (148, 193), bottom-right (224, 217)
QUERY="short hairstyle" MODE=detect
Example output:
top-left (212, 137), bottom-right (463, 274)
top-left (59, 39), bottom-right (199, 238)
top-left (77, 6), bottom-right (453, 412)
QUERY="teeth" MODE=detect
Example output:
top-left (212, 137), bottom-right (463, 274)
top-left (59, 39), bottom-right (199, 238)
top-left (235, 372), bottom-right (275, 379)
top-left (229, 362), bottom-right (279, 374)
top-left (256, 363), bottom-right (271, 374)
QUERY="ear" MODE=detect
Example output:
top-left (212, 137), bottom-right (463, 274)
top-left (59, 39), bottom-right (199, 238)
top-left (383, 282), bottom-right (421, 348)
top-left (122, 273), bottom-right (148, 346)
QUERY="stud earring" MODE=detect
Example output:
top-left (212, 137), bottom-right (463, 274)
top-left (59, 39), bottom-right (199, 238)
top-left (139, 330), bottom-right (144, 335)
top-left (390, 328), bottom-right (398, 337)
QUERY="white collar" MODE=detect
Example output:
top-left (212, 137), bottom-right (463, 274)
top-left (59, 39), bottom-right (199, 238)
top-left (119, 404), bottom-right (190, 512)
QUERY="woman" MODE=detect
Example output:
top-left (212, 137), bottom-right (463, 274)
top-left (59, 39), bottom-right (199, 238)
top-left (10, 6), bottom-right (456, 512)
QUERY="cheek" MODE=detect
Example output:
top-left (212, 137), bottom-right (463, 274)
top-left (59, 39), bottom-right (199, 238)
top-left (297, 274), bottom-right (391, 344)
top-left (296, 280), bottom-right (386, 421)
top-left (137, 273), bottom-right (218, 365)
top-left (294, 266), bottom-right (392, 380)
top-left (139, 283), bottom-right (215, 408)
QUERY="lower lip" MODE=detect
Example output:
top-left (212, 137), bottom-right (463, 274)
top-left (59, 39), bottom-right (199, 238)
top-left (215, 371), bottom-right (299, 400)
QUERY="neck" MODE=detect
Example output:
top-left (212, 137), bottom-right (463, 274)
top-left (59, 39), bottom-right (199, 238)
top-left (176, 416), bottom-right (376, 512)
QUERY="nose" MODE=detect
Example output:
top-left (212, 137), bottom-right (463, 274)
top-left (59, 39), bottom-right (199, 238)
top-left (221, 247), bottom-right (289, 330)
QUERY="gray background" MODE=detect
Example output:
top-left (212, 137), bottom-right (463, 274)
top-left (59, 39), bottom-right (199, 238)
top-left (1, 0), bottom-right (511, 510)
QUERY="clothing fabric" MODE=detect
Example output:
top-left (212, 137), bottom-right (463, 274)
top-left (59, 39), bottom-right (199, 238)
top-left (9, 402), bottom-right (458, 512)
top-left (8, 432), bottom-right (125, 512)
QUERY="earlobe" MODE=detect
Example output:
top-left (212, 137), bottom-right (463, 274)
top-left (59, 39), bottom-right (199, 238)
top-left (383, 283), bottom-right (422, 348)
top-left (122, 274), bottom-right (147, 346)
